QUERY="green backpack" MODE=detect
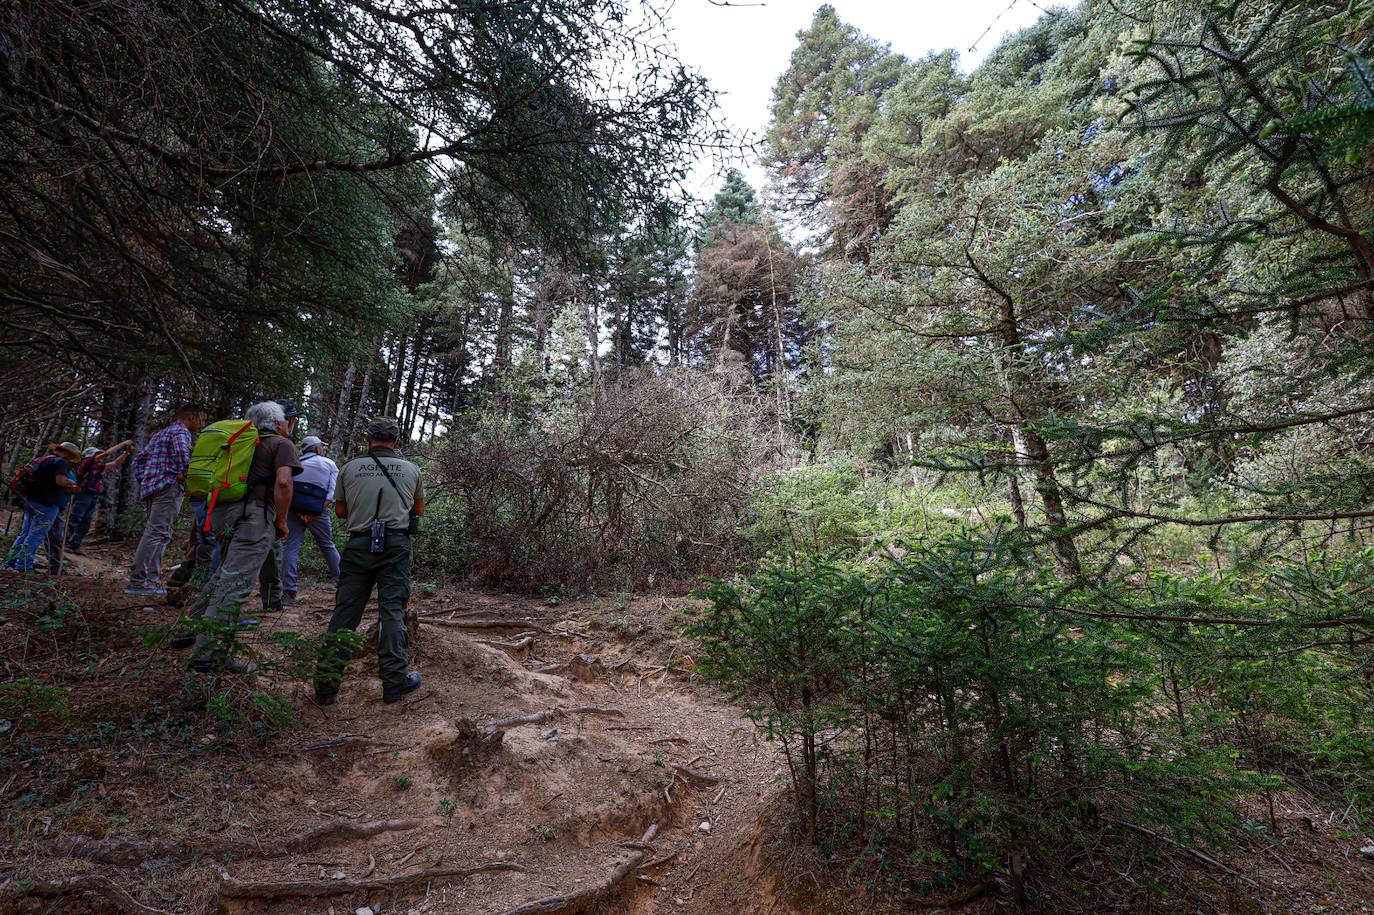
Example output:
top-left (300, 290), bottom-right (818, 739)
top-left (186, 420), bottom-right (259, 522)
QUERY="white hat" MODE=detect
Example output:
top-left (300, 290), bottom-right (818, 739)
top-left (300, 435), bottom-right (327, 452)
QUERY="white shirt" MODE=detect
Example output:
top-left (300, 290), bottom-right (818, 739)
top-left (297, 451), bottom-right (340, 501)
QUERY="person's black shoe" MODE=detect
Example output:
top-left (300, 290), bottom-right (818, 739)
top-left (169, 632), bottom-right (195, 649)
top-left (382, 672), bottom-right (422, 704)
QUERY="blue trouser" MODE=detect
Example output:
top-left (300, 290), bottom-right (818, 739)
top-left (45, 509), bottom-right (67, 575)
top-left (4, 501), bottom-right (59, 572)
top-left (282, 511), bottom-right (341, 593)
top-left (65, 491), bottom-right (99, 551)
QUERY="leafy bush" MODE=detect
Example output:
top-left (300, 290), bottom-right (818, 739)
top-left (692, 534), bottom-right (1261, 901)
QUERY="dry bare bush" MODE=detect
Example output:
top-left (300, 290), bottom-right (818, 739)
top-left (437, 369), bottom-right (773, 590)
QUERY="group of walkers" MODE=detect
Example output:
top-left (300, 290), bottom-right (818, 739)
top-left (4, 439), bottom-right (132, 574)
top-left (4, 401), bottom-right (426, 705)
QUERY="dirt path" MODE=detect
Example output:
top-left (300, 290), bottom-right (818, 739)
top-left (0, 561), bottom-right (797, 915)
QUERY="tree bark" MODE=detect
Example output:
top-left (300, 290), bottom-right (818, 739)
top-left (331, 358), bottom-right (357, 445)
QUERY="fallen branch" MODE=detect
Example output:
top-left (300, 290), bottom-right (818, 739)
top-left (12, 875), bottom-right (171, 915)
top-left (217, 861), bottom-right (525, 899)
top-left (499, 825), bottom-right (659, 914)
top-left (1111, 819), bottom-right (1254, 885)
top-left (671, 764), bottom-right (719, 786)
top-left (39, 818), bottom-right (426, 865)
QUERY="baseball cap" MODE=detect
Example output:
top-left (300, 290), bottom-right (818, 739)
top-left (274, 399), bottom-right (299, 419)
top-left (82, 446), bottom-right (99, 458)
top-left (300, 435), bottom-right (327, 451)
top-left (365, 416), bottom-right (402, 440)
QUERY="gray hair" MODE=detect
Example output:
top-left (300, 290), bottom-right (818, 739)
top-left (247, 400), bottom-right (286, 432)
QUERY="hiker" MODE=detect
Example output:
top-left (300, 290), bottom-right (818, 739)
top-left (313, 417), bottom-right (424, 706)
top-left (255, 399), bottom-right (300, 614)
top-left (280, 434), bottom-right (341, 604)
top-left (4, 443), bottom-right (81, 573)
top-left (182, 400), bottom-right (300, 674)
top-left (164, 490), bottom-right (221, 608)
top-left (65, 440), bottom-right (134, 555)
top-left (126, 403), bottom-right (207, 596)
top-left (169, 400), bottom-right (299, 612)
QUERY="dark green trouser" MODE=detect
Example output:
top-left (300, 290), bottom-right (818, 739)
top-left (314, 533), bottom-right (412, 693)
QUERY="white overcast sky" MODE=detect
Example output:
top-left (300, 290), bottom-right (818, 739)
top-left (661, 0), bottom-right (1055, 195)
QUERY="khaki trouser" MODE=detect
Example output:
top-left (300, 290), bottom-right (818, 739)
top-left (129, 485), bottom-right (183, 587)
top-left (188, 500), bottom-right (276, 666)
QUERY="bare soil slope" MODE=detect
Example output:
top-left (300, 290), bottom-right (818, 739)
top-left (0, 557), bottom-right (797, 915)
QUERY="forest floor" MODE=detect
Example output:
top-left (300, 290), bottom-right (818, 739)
top-left (2, 534), bottom-right (1374, 914)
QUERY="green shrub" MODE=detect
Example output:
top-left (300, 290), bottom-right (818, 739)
top-left (692, 533), bottom-right (1260, 900)
top-left (742, 462), bottom-right (1008, 559)
top-left (0, 678), bottom-right (70, 728)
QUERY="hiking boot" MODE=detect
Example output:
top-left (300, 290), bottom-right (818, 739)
top-left (189, 655), bottom-right (248, 675)
top-left (382, 672), bottom-right (422, 704)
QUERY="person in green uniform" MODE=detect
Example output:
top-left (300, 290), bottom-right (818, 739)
top-left (313, 416), bottom-right (424, 705)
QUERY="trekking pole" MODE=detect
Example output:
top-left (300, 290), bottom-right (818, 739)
top-left (3, 481), bottom-right (16, 539)
top-left (55, 499), bottom-right (75, 573)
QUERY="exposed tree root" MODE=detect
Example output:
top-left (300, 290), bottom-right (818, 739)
top-left (216, 861), bottom-right (525, 899)
top-left (421, 618), bottom-right (552, 633)
top-left (299, 735), bottom-right (386, 752)
top-left (434, 706), bottom-right (627, 771)
top-left (476, 635), bottom-right (537, 655)
top-left (38, 818), bottom-right (427, 865)
top-left (499, 824), bottom-right (659, 914)
top-left (568, 654), bottom-right (608, 681)
top-left (10, 874), bottom-right (171, 915)
top-left (535, 654), bottom-right (610, 679)
top-left (487, 706), bottom-right (624, 731)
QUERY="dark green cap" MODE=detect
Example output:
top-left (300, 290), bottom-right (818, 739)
top-left (365, 416), bottom-right (402, 440)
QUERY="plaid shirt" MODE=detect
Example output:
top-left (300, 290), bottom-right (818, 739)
top-left (132, 422), bottom-right (192, 501)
